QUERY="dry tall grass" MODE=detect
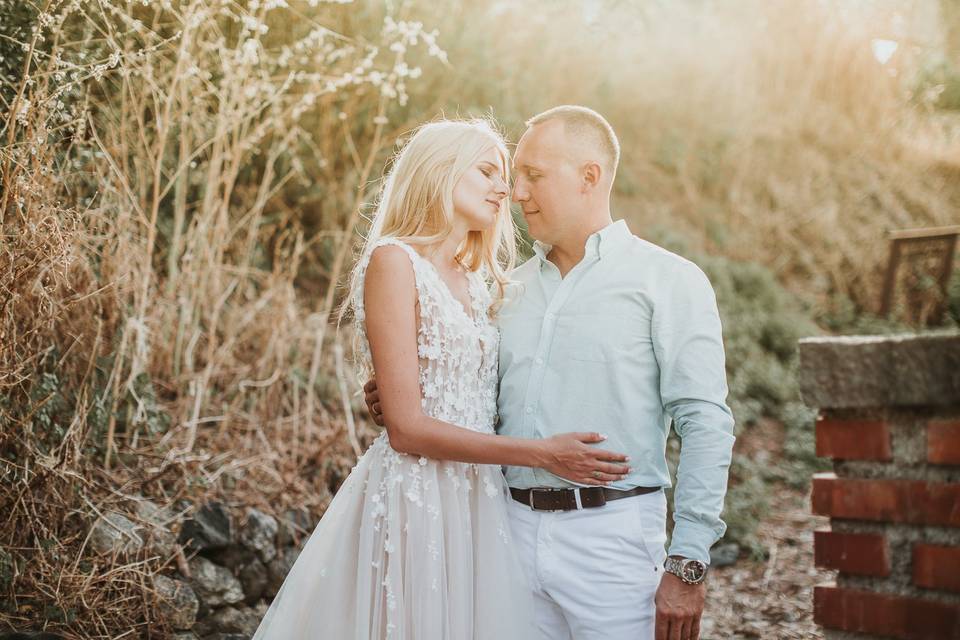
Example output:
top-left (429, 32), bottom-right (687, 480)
top-left (1, 0), bottom-right (444, 634)
top-left (1, 0), bottom-right (959, 635)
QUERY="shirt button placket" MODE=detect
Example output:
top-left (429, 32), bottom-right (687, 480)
top-left (525, 311), bottom-right (554, 440)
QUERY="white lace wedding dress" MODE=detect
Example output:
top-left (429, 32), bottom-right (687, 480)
top-left (252, 238), bottom-right (534, 639)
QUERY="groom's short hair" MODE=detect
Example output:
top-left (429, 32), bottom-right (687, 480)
top-left (526, 105), bottom-right (620, 176)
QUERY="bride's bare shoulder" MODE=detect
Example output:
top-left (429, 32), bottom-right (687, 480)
top-left (364, 244), bottom-right (417, 305)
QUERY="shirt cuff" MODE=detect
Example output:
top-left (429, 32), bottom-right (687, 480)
top-left (668, 520), bottom-right (723, 565)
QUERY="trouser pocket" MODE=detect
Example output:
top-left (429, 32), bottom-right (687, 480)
top-left (634, 491), bottom-right (668, 572)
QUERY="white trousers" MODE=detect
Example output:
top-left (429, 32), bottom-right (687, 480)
top-left (506, 489), bottom-right (668, 640)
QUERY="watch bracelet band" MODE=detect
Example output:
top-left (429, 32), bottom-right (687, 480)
top-left (662, 556), bottom-right (708, 584)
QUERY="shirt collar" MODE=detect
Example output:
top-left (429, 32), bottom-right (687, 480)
top-left (532, 219), bottom-right (630, 263)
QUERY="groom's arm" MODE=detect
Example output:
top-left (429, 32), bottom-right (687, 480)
top-left (651, 261), bottom-right (736, 566)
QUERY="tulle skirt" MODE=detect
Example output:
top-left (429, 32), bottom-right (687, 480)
top-left (252, 433), bottom-right (535, 639)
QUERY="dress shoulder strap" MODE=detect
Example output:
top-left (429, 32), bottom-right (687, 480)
top-left (371, 236), bottom-right (423, 265)
top-left (353, 237), bottom-right (430, 322)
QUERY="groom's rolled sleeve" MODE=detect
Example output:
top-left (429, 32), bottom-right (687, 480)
top-left (652, 262), bottom-right (736, 566)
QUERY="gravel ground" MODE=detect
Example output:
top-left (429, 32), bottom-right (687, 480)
top-left (701, 488), bottom-right (835, 639)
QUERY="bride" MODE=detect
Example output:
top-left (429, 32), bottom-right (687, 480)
top-left (252, 118), bottom-right (630, 639)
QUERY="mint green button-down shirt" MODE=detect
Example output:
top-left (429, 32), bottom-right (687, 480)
top-left (496, 219), bottom-right (736, 564)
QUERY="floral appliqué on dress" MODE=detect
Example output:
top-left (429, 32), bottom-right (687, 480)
top-left (252, 237), bottom-right (534, 640)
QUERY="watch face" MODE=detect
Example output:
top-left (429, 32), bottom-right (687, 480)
top-left (681, 560), bottom-right (706, 582)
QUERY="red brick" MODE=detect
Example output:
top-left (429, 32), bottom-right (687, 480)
top-left (816, 417), bottom-right (892, 461)
top-left (914, 544), bottom-right (960, 593)
top-left (814, 529), bottom-right (890, 576)
top-left (811, 473), bottom-right (960, 527)
top-left (929, 420), bottom-right (960, 465)
top-left (814, 584), bottom-right (960, 639)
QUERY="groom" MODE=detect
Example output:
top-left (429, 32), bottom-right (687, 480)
top-left (366, 105), bottom-right (735, 640)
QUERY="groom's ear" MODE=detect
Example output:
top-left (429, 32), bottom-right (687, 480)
top-left (581, 161), bottom-right (602, 192)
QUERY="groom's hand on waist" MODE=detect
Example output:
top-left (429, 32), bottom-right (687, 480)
top-left (363, 378), bottom-right (384, 426)
top-left (655, 558), bottom-right (705, 640)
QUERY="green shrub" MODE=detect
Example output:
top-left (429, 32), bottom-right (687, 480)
top-left (818, 287), bottom-right (958, 335)
top-left (721, 454), bottom-right (772, 560)
top-left (780, 401), bottom-right (831, 489)
top-left (913, 56), bottom-right (960, 111)
top-left (0, 0), bottom-right (37, 106)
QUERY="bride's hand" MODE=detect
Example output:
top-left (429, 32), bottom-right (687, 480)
top-left (363, 378), bottom-right (384, 427)
top-left (540, 433), bottom-right (630, 485)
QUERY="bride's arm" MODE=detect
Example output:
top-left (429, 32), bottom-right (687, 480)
top-left (364, 245), bottom-right (630, 485)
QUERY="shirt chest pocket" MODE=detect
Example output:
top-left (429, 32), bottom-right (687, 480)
top-left (557, 313), bottom-right (652, 363)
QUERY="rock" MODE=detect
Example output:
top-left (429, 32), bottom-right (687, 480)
top-left (204, 545), bottom-right (268, 604)
top-left (239, 557), bottom-right (268, 605)
top-left (188, 556), bottom-right (244, 607)
top-left (135, 499), bottom-right (173, 528)
top-left (190, 615), bottom-right (215, 638)
top-left (154, 574), bottom-right (199, 630)
top-left (239, 508), bottom-right (278, 563)
top-left (208, 605), bottom-right (262, 635)
top-left (276, 508), bottom-right (313, 547)
top-left (210, 545), bottom-right (256, 572)
top-left (89, 512), bottom-right (144, 556)
top-left (130, 499), bottom-right (179, 560)
top-left (179, 502), bottom-right (232, 552)
top-left (265, 545), bottom-right (301, 596)
top-left (147, 526), bottom-right (179, 561)
top-left (710, 543), bottom-right (741, 568)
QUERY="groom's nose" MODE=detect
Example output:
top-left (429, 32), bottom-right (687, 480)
top-left (511, 178), bottom-right (528, 203)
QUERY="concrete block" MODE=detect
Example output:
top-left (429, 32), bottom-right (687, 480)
top-left (799, 333), bottom-right (960, 409)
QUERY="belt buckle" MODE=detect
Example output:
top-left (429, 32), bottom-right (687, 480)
top-left (530, 488), bottom-right (572, 512)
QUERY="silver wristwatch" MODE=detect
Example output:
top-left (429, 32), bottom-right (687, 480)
top-left (663, 556), bottom-right (708, 584)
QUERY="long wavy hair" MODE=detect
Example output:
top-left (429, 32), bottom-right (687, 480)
top-left (343, 118), bottom-right (517, 326)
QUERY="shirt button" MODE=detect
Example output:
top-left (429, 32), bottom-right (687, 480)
top-left (525, 406), bottom-right (533, 414)
top-left (535, 357), bottom-right (544, 365)
top-left (545, 313), bottom-right (555, 321)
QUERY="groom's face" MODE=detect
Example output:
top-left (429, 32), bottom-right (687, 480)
top-left (511, 120), bottom-right (582, 245)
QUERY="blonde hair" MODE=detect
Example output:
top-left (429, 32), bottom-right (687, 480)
top-left (343, 118), bottom-right (517, 324)
top-left (526, 105), bottom-right (620, 175)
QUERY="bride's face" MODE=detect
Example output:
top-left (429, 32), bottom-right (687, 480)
top-left (451, 147), bottom-right (509, 232)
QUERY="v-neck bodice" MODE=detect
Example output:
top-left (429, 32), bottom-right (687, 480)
top-left (416, 257), bottom-right (484, 327)
top-left (352, 237), bottom-right (500, 433)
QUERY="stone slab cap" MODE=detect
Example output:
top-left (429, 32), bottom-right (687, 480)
top-left (798, 332), bottom-right (960, 409)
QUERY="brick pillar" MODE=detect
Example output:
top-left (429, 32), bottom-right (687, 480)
top-left (799, 333), bottom-right (960, 640)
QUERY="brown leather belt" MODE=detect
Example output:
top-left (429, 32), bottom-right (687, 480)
top-left (509, 485), bottom-right (660, 512)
